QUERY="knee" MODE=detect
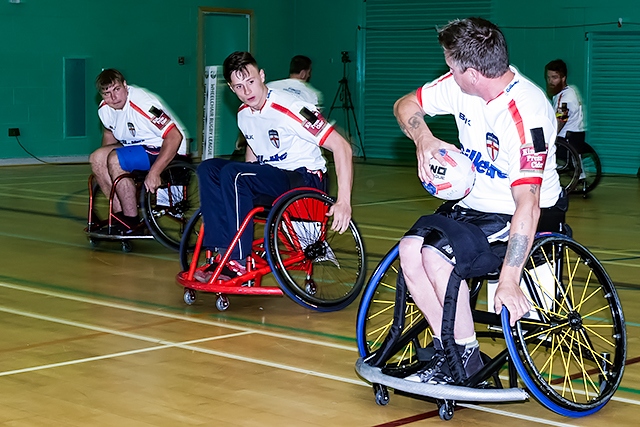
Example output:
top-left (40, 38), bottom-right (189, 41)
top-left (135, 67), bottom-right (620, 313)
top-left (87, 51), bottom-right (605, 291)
top-left (89, 147), bottom-right (109, 170)
top-left (198, 159), bottom-right (231, 191)
top-left (106, 150), bottom-right (123, 174)
top-left (399, 237), bottom-right (424, 274)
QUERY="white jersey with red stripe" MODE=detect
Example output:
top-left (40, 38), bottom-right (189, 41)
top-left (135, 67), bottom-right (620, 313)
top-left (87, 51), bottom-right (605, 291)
top-left (267, 78), bottom-right (320, 107)
top-left (237, 88), bottom-right (332, 172)
top-left (551, 85), bottom-right (584, 138)
top-left (98, 85), bottom-right (187, 155)
top-left (417, 66), bottom-right (560, 215)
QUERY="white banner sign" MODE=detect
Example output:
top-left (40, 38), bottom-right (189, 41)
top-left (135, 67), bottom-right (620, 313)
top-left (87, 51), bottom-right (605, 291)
top-left (203, 65), bottom-right (221, 160)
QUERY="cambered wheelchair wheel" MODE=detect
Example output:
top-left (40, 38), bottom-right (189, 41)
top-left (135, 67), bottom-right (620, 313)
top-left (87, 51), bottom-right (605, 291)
top-left (140, 160), bottom-right (199, 251)
top-left (265, 189), bottom-right (366, 312)
top-left (356, 245), bottom-right (433, 365)
top-left (555, 139), bottom-right (581, 193)
top-left (576, 143), bottom-right (602, 195)
top-left (179, 208), bottom-right (203, 272)
top-left (505, 234), bottom-right (626, 416)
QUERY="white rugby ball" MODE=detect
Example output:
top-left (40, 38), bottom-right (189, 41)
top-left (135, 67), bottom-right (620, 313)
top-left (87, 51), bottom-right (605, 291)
top-left (422, 149), bottom-right (475, 200)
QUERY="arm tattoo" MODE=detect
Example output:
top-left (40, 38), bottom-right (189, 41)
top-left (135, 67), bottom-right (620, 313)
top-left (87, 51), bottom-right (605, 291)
top-left (529, 184), bottom-right (539, 195)
top-left (407, 113), bottom-right (423, 130)
top-left (504, 233), bottom-right (529, 267)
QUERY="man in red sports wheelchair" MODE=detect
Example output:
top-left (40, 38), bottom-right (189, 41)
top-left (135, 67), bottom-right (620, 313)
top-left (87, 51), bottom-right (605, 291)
top-left (196, 51), bottom-right (354, 280)
top-left (89, 69), bottom-right (188, 234)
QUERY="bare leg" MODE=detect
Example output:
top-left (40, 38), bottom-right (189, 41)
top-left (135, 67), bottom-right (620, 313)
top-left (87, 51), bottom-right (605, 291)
top-left (106, 150), bottom-right (138, 217)
top-left (399, 237), bottom-right (475, 340)
top-left (89, 145), bottom-right (123, 212)
top-left (399, 237), bottom-right (442, 332)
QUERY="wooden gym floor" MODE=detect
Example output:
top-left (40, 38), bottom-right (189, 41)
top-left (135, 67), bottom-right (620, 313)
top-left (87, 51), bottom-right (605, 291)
top-left (0, 161), bottom-right (638, 426)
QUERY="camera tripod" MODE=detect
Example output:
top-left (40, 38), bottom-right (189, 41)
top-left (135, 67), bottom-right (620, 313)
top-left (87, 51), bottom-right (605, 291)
top-left (328, 51), bottom-right (366, 160)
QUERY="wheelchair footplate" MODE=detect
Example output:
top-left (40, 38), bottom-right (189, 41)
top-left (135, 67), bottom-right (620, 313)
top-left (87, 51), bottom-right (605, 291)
top-left (85, 220), bottom-right (153, 252)
top-left (355, 357), bottom-right (528, 404)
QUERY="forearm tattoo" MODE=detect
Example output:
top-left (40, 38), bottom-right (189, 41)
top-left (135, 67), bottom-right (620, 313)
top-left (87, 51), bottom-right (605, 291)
top-left (407, 113), bottom-right (423, 131)
top-left (398, 112), bottom-right (424, 139)
top-left (505, 233), bottom-right (529, 267)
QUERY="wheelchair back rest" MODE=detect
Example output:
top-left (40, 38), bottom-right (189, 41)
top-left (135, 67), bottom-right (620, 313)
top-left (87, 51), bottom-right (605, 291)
top-left (565, 131), bottom-right (588, 154)
top-left (536, 189), bottom-right (569, 235)
top-left (163, 165), bottom-right (192, 186)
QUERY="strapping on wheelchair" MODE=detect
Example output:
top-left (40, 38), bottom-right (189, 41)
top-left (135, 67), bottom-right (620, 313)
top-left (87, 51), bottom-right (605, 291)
top-left (364, 215), bottom-right (501, 376)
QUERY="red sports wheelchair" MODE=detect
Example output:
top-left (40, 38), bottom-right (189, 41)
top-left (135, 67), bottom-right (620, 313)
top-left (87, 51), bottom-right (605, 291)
top-left (85, 158), bottom-right (199, 252)
top-left (176, 187), bottom-right (366, 312)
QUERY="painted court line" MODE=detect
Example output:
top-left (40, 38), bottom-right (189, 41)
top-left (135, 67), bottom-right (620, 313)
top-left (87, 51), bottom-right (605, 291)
top-left (0, 281), bottom-right (357, 352)
top-left (0, 305), bottom-right (585, 426)
top-left (0, 235), bottom-right (178, 261)
top-left (457, 404), bottom-right (577, 427)
top-left (0, 330), bottom-right (254, 377)
top-left (2, 285), bottom-right (629, 425)
top-left (0, 305), bottom-right (366, 387)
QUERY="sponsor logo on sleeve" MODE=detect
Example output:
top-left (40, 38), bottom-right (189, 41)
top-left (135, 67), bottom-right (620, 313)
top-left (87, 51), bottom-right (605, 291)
top-left (151, 112), bottom-right (171, 130)
top-left (520, 143), bottom-right (547, 173)
top-left (302, 110), bottom-right (328, 136)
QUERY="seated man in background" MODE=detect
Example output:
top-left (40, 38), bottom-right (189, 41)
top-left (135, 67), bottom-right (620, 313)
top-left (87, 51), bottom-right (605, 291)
top-left (197, 51), bottom-right (353, 279)
top-left (545, 59), bottom-right (585, 141)
top-left (268, 55), bottom-right (324, 109)
top-left (90, 69), bottom-right (187, 233)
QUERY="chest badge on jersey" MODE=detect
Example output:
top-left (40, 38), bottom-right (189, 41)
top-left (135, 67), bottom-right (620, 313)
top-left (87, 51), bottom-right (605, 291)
top-left (268, 129), bottom-right (280, 148)
top-left (127, 122), bottom-right (136, 137)
top-left (486, 132), bottom-right (500, 161)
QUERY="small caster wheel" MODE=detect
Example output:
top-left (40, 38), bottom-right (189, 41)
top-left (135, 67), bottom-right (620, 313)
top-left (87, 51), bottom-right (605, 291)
top-left (438, 400), bottom-right (454, 421)
top-left (89, 238), bottom-right (99, 248)
top-left (121, 241), bottom-right (132, 253)
top-left (216, 295), bottom-right (230, 311)
top-left (183, 289), bottom-right (196, 305)
top-left (373, 383), bottom-right (389, 406)
top-left (305, 280), bottom-right (317, 296)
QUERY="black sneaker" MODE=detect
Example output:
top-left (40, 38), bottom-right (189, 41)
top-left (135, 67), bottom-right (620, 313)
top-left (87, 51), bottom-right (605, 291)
top-left (404, 353), bottom-right (454, 384)
top-left (404, 340), bottom-right (485, 384)
top-left (404, 338), bottom-right (454, 384)
top-left (460, 344), bottom-right (484, 378)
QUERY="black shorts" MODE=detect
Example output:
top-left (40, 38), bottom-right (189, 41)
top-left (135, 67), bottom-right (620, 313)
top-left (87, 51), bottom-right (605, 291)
top-left (404, 203), bottom-right (512, 263)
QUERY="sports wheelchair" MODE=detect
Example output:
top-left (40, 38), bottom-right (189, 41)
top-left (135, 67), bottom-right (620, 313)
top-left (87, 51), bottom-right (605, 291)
top-left (355, 210), bottom-right (625, 420)
top-left (556, 131), bottom-right (602, 197)
top-left (176, 187), bottom-right (366, 312)
top-left (86, 157), bottom-right (199, 252)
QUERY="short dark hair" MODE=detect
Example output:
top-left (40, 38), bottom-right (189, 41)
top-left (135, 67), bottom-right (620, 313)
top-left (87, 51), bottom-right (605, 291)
top-left (545, 59), bottom-right (567, 78)
top-left (437, 17), bottom-right (510, 78)
top-left (95, 69), bottom-right (125, 92)
top-left (223, 51), bottom-right (258, 83)
top-left (289, 55), bottom-right (312, 75)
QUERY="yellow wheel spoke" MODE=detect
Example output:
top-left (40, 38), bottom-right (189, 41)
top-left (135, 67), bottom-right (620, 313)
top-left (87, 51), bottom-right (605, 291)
top-left (379, 281), bottom-right (396, 291)
top-left (575, 269), bottom-right (594, 312)
top-left (523, 321), bottom-right (569, 342)
top-left (367, 321), bottom-right (393, 348)
top-left (367, 301), bottom-right (394, 320)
